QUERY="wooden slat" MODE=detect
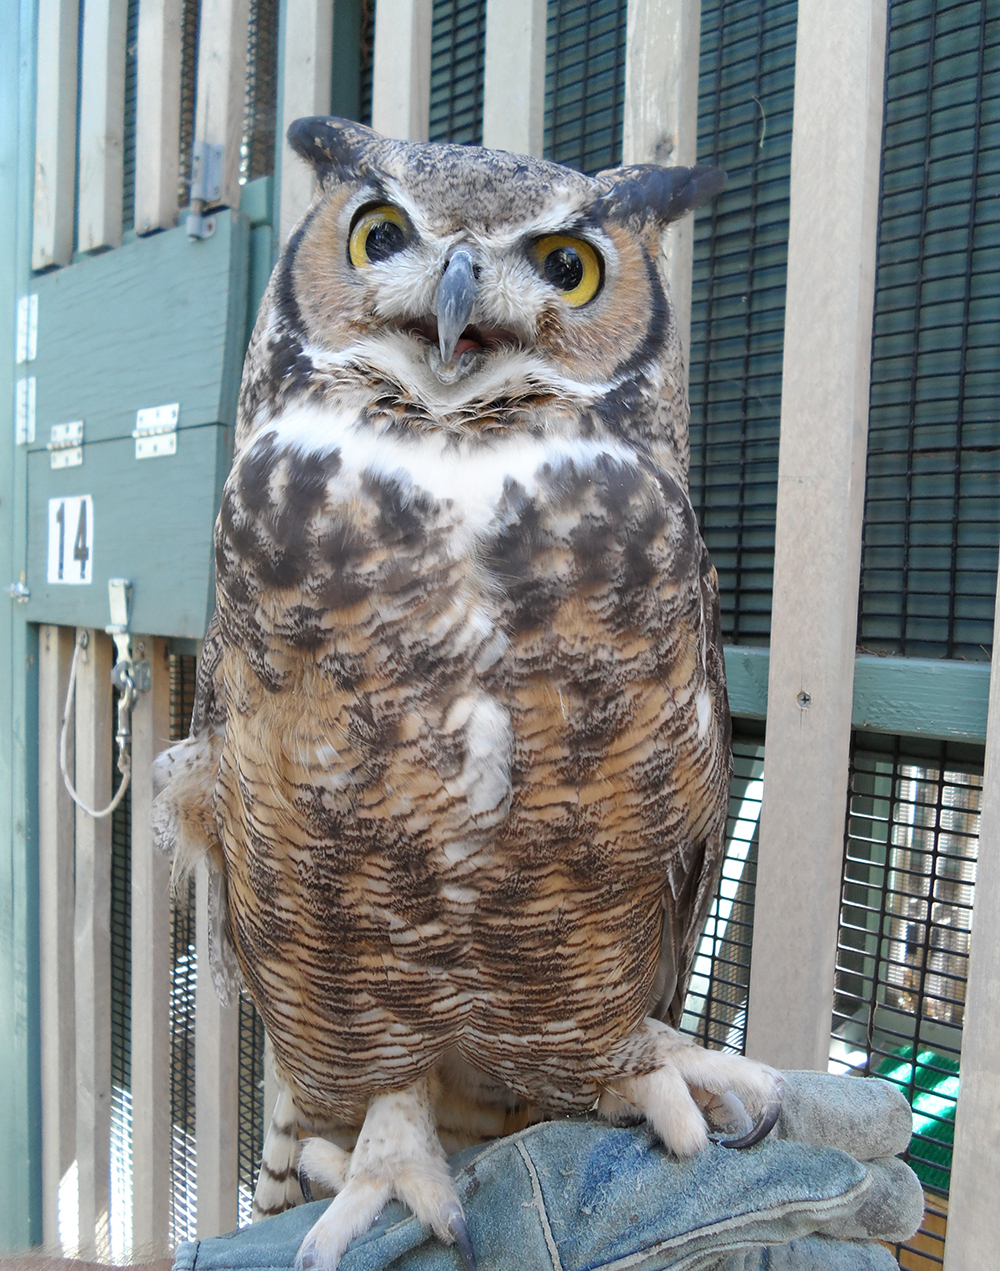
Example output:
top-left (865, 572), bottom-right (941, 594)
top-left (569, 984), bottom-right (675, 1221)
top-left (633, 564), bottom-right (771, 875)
top-left (134, 0), bottom-right (183, 233)
top-left (482, 0), bottom-right (546, 156)
top-left (129, 637), bottom-right (172, 1258)
top-left (78, 0), bottom-right (128, 251)
top-left (277, 0), bottom-right (334, 245)
top-left (745, 0), bottom-right (887, 1071)
top-left (38, 625), bottom-right (77, 1250)
top-left (73, 629), bottom-right (114, 1259)
top-left (622, 0), bottom-right (702, 367)
top-left (372, 0), bottom-right (432, 142)
top-left (943, 559), bottom-right (1000, 1271)
top-left (195, 857), bottom-right (240, 1237)
top-left (193, 0), bottom-right (251, 212)
top-left (32, 0), bottom-right (79, 269)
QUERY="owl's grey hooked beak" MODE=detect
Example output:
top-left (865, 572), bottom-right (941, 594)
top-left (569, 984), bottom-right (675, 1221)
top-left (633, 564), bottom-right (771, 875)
top-left (436, 250), bottom-right (478, 365)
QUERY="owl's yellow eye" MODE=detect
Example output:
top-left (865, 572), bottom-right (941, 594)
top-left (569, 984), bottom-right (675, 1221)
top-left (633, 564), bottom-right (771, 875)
top-left (533, 235), bottom-right (602, 306)
top-left (349, 205), bottom-right (409, 268)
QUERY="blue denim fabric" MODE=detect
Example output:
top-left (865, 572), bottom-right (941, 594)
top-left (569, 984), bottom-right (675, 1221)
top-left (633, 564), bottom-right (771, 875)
top-left (174, 1119), bottom-right (905, 1270)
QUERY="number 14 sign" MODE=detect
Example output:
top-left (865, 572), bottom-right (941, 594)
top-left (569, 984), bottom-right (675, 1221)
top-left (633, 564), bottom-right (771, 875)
top-left (47, 495), bottom-right (93, 585)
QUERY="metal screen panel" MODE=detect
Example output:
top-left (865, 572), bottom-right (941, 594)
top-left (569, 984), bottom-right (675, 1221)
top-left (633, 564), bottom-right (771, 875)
top-left (544, 0), bottom-right (626, 173)
top-left (237, 997), bottom-right (266, 1226)
top-left (168, 654), bottom-right (198, 1247)
top-left (831, 731), bottom-right (982, 1268)
top-left (429, 0), bottom-right (486, 144)
top-left (359, 0), bottom-right (375, 126)
top-left (110, 772), bottom-right (133, 1260)
top-left (178, 0), bottom-right (201, 208)
top-left (680, 729), bottom-right (763, 1055)
top-left (122, 0), bottom-right (140, 230)
top-left (241, 0), bottom-right (279, 183)
top-left (687, 0), bottom-right (797, 646)
top-left (860, 0), bottom-right (1000, 662)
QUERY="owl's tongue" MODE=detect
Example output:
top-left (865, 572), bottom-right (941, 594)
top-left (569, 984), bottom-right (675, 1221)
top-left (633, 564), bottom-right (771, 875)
top-left (453, 331), bottom-right (482, 357)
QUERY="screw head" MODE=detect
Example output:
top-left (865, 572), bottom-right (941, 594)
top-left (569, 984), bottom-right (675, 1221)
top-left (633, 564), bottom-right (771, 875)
top-left (796, 690), bottom-right (811, 709)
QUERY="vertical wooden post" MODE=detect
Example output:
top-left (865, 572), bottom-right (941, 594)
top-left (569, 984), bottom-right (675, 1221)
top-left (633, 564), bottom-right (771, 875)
top-left (623, 0), bottom-right (702, 367)
top-left (135, 0), bottom-right (184, 233)
top-left (277, 0), bottom-right (334, 245)
top-left (944, 571), bottom-right (1000, 1270)
top-left (371, 0), bottom-right (432, 142)
top-left (78, 0), bottom-right (129, 251)
top-left (745, 0), bottom-right (887, 1071)
top-left (482, 0), bottom-right (546, 157)
top-left (38, 626), bottom-right (77, 1250)
top-left (195, 858), bottom-right (240, 1237)
top-left (73, 629), bottom-right (115, 1259)
top-left (129, 638), bottom-right (172, 1259)
top-left (193, 0), bottom-right (251, 213)
top-left (32, 0), bottom-right (79, 269)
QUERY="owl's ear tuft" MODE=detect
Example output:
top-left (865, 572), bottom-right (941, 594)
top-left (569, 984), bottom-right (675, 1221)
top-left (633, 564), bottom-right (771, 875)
top-left (595, 165), bottom-right (726, 228)
top-left (287, 116), bottom-right (377, 181)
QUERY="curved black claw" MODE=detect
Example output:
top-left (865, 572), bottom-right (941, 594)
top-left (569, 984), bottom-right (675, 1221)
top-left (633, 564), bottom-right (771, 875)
top-left (710, 1095), bottom-right (782, 1150)
top-left (297, 1164), bottom-right (314, 1204)
top-left (447, 1209), bottom-right (477, 1271)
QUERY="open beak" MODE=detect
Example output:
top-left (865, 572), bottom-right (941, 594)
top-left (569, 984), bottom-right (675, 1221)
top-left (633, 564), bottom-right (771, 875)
top-left (436, 250), bottom-right (478, 365)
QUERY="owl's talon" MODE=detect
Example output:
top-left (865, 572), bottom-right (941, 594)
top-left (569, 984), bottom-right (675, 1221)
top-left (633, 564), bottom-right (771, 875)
top-left (710, 1094), bottom-right (782, 1149)
top-left (446, 1206), bottom-right (477, 1271)
top-left (298, 1165), bottom-right (314, 1203)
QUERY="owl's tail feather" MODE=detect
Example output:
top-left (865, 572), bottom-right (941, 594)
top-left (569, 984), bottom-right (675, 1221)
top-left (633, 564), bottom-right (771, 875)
top-left (253, 1087), bottom-right (306, 1220)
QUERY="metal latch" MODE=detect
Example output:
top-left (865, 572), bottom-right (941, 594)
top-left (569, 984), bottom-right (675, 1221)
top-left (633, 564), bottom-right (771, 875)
top-left (47, 420), bottom-right (84, 468)
top-left (133, 402), bottom-right (179, 459)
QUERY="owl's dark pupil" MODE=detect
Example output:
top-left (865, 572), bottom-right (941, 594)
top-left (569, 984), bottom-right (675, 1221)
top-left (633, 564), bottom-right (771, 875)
top-left (366, 219), bottom-right (405, 261)
top-left (544, 246), bottom-right (584, 291)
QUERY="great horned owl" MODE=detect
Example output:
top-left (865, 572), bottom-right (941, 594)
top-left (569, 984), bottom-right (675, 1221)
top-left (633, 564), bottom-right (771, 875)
top-left (154, 117), bottom-right (780, 1271)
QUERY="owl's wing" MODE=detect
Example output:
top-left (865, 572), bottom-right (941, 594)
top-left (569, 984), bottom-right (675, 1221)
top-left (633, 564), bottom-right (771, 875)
top-left (648, 548), bottom-right (733, 1029)
top-left (152, 611), bottom-right (243, 1005)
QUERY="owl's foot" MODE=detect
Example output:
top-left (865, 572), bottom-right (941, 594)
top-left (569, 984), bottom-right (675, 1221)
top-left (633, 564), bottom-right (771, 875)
top-left (293, 1078), bottom-right (474, 1271)
top-left (599, 1017), bottom-right (782, 1158)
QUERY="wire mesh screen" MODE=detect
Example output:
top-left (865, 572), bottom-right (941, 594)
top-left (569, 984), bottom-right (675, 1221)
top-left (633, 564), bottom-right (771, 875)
top-left (860, 0), bottom-right (999, 662)
top-left (429, 0), bottom-right (486, 144)
top-left (680, 730), bottom-right (764, 1055)
top-left (168, 654), bottom-right (199, 1247)
top-left (687, 0), bottom-right (796, 646)
top-left (237, 997), bottom-right (267, 1226)
top-left (240, 0), bottom-right (279, 184)
top-left (122, 0), bottom-right (140, 231)
top-left (110, 759), bottom-right (133, 1260)
top-left (544, 0), bottom-right (626, 173)
top-left (359, 0), bottom-right (375, 126)
top-left (178, 0), bottom-right (201, 208)
top-left (831, 731), bottom-right (982, 1268)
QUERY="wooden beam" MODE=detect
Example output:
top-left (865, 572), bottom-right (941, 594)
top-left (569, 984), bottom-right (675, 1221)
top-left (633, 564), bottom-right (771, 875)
top-left (38, 626), bottom-right (77, 1250)
top-left (745, 0), bottom-right (887, 1072)
top-left (73, 629), bottom-right (114, 1259)
top-left (623, 0), bottom-right (702, 367)
top-left (129, 638), bottom-right (173, 1258)
top-left (482, 0), bottom-right (546, 156)
top-left (277, 0), bottom-right (334, 245)
top-left (32, 0), bottom-right (79, 268)
top-left (195, 857), bottom-right (240, 1238)
top-left (943, 559), bottom-right (1000, 1270)
top-left (78, 0), bottom-right (129, 251)
top-left (134, 0), bottom-right (184, 233)
top-left (371, 0), bottom-right (432, 142)
top-left (193, 0), bottom-right (251, 212)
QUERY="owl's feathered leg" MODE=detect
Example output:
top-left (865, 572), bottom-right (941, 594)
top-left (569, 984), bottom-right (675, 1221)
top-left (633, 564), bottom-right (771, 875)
top-left (293, 1076), bottom-right (474, 1271)
top-left (599, 1017), bottom-right (782, 1158)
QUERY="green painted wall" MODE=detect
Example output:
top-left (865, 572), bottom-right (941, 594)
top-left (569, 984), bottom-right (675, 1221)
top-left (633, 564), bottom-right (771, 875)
top-left (0, 0), bottom-right (42, 1249)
